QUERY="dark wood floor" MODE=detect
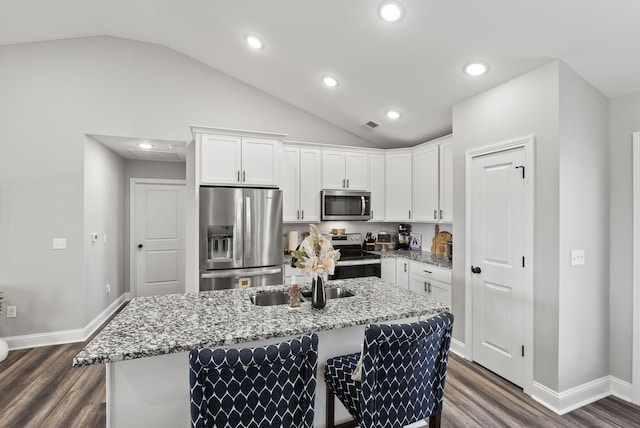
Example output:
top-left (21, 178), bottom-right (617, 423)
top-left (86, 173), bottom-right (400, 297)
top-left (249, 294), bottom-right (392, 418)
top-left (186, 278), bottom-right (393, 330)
top-left (1, 340), bottom-right (639, 427)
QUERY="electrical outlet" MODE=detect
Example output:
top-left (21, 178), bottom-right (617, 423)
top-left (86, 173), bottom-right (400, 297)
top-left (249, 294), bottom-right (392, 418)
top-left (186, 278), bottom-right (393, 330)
top-left (6, 306), bottom-right (16, 318)
top-left (106, 283), bottom-right (111, 294)
top-left (570, 249), bottom-right (585, 266)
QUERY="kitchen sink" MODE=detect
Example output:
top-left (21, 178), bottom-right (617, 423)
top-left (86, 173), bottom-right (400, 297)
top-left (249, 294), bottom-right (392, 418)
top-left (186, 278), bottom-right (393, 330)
top-left (250, 291), bottom-right (292, 306)
top-left (250, 288), bottom-right (355, 306)
top-left (302, 288), bottom-right (355, 300)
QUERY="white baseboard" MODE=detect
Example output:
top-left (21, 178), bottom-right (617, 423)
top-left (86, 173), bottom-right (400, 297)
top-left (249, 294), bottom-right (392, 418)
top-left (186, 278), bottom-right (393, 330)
top-left (5, 293), bottom-right (130, 350)
top-left (531, 376), bottom-right (626, 415)
top-left (450, 337), bottom-right (466, 358)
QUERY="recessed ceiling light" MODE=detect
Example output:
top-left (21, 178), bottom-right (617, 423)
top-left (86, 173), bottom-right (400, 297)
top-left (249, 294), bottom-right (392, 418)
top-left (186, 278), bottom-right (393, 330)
top-left (138, 143), bottom-right (154, 149)
top-left (378, 1), bottom-right (404, 22)
top-left (464, 62), bottom-right (488, 77)
top-left (322, 76), bottom-right (339, 88)
top-left (245, 34), bottom-right (264, 49)
top-left (386, 110), bottom-right (401, 120)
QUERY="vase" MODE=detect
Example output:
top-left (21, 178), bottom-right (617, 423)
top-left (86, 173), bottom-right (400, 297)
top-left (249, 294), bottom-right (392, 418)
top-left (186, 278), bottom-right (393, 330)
top-left (0, 338), bottom-right (8, 362)
top-left (311, 275), bottom-right (327, 309)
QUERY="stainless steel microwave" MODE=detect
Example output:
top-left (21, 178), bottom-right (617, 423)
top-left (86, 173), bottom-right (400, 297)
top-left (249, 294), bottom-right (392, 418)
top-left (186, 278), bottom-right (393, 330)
top-left (321, 190), bottom-right (371, 221)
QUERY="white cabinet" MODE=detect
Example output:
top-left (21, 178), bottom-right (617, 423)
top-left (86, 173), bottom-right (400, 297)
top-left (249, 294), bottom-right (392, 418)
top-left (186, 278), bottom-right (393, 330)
top-left (369, 153), bottom-right (385, 221)
top-left (281, 145), bottom-right (322, 222)
top-left (412, 144), bottom-right (439, 222)
top-left (199, 133), bottom-right (282, 187)
top-left (410, 135), bottom-right (453, 223)
top-left (381, 258), bottom-right (396, 284)
top-left (385, 151), bottom-right (413, 221)
top-left (439, 139), bottom-right (453, 223)
top-left (322, 150), bottom-right (369, 190)
top-left (396, 258), bottom-right (410, 289)
top-left (408, 261), bottom-right (452, 307)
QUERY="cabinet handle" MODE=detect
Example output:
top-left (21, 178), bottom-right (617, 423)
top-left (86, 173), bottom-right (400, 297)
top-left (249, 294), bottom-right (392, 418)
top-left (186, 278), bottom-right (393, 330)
top-left (342, 179), bottom-right (346, 188)
top-left (409, 210), bottom-right (411, 219)
top-left (404, 263), bottom-right (407, 273)
top-left (424, 270), bottom-right (432, 274)
top-left (237, 171), bottom-right (240, 182)
top-left (297, 210), bottom-right (300, 220)
top-left (301, 210), bottom-right (304, 219)
top-left (424, 281), bottom-right (428, 292)
top-left (346, 179), bottom-right (350, 188)
top-left (427, 282), bottom-right (432, 293)
top-left (440, 209), bottom-right (443, 219)
top-left (242, 171), bottom-right (246, 182)
top-left (433, 210), bottom-right (437, 220)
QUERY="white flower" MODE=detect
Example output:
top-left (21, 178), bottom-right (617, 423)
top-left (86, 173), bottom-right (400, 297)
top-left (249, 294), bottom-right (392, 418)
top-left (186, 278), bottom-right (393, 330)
top-left (291, 225), bottom-right (341, 279)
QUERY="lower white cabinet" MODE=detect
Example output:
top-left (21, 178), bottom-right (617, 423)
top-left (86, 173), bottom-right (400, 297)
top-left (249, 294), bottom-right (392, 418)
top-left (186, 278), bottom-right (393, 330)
top-left (381, 258), bottom-right (396, 284)
top-left (396, 258), bottom-right (410, 289)
top-left (408, 261), bottom-right (452, 307)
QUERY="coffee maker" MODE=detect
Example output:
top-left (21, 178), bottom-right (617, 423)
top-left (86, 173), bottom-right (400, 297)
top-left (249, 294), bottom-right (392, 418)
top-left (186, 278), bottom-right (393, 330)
top-left (396, 223), bottom-right (412, 250)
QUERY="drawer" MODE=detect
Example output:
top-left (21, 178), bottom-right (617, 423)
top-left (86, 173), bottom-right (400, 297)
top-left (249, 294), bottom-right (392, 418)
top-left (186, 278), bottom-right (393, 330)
top-left (410, 261), bottom-right (452, 284)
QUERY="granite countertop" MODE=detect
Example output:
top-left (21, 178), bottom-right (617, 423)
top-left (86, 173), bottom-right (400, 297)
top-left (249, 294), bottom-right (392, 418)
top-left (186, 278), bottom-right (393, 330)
top-left (72, 277), bottom-right (448, 367)
top-left (284, 251), bottom-right (452, 269)
top-left (373, 250), bottom-right (452, 269)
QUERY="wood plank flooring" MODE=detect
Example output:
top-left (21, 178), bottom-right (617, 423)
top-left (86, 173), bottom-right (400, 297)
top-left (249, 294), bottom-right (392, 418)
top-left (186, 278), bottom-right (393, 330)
top-left (1, 340), bottom-right (639, 427)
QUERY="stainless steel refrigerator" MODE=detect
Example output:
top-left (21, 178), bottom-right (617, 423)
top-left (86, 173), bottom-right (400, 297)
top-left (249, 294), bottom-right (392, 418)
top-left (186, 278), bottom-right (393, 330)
top-left (199, 187), bottom-right (283, 290)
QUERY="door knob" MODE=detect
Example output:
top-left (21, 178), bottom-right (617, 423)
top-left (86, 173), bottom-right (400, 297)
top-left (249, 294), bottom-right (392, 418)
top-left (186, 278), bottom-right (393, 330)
top-left (138, 244), bottom-right (143, 249)
top-left (471, 266), bottom-right (481, 274)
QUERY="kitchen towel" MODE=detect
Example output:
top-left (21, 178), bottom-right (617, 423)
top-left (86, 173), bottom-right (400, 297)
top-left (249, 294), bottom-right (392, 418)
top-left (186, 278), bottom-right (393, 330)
top-left (288, 231), bottom-right (299, 252)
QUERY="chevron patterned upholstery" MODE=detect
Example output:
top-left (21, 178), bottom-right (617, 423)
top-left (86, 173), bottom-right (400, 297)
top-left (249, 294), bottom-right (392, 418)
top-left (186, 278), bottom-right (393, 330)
top-left (189, 332), bottom-right (318, 428)
top-left (324, 312), bottom-right (454, 428)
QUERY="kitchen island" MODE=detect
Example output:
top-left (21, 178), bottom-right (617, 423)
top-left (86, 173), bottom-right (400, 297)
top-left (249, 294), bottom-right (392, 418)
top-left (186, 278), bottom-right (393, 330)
top-left (73, 277), bottom-right (449, 428)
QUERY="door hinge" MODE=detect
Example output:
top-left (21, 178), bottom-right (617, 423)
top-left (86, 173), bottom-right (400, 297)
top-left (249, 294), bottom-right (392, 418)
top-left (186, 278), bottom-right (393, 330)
top-left (522, 256), bottom-right (525, 268)
top-left (522, 345), bottom-right (525, 357)
top-left (515, 165), bottom-right (525, 179)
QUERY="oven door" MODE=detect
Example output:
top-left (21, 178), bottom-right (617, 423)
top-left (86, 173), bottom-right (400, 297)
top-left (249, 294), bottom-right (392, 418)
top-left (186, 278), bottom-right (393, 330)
top-left (330, 260), bottom-right (381, 280)
top-left (321, 190), bottom-right (371, 221)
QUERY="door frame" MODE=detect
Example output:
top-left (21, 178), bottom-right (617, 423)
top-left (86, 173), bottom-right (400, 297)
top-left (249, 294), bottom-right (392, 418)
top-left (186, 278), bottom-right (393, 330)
top-left (464, 135), bottom-right (535, 394)
top-left (632, 132), bottom-right (640, 404)
top-left (129, 178), bottom-right (187, 297)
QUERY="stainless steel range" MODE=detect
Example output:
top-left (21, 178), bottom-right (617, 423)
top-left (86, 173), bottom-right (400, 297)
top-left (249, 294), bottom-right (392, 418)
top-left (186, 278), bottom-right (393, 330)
top-left (326, 233), bottom-right (381, 279)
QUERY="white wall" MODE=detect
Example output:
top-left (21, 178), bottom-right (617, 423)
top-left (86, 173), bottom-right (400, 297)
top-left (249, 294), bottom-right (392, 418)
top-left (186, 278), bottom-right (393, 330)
top-left (609, 90), bottom-right (640, 382)
top-left (453, 61), bottom-right (561, 389)
top-left (84, 138), bottom-right (125, 324)
top-left (557, 63), bottom-right (610, 391)
top-left (0, 35), bottom-right (373, 338)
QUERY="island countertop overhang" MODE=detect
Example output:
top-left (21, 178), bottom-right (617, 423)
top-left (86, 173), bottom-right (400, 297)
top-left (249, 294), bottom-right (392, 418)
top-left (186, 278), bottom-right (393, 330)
top-left (72, 277), bottom-right (449, 367)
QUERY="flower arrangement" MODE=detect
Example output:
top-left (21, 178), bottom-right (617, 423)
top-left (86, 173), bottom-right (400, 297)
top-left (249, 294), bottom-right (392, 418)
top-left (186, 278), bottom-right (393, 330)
top-left (291, 225), bottom-right (341, 279)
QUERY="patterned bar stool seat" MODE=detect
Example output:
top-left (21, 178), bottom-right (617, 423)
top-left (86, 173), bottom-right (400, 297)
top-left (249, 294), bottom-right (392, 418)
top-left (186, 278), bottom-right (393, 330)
top-left (189, 332), bottom-right (318, 428)
top-left (324, 312), bottom-right (454, 428)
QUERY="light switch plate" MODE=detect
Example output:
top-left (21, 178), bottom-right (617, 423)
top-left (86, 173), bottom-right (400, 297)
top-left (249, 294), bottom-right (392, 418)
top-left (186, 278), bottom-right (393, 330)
top-left (53, 238), bottom-right (67, 250)
top-left (571, 249), bottom-right (585, 266)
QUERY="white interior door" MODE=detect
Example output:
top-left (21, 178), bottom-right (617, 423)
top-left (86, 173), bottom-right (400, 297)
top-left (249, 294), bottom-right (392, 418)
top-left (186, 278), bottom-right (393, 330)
top-left (470, 146), bottom-right (527, 387)
top-left (133, 181), bottom-right (186, 297)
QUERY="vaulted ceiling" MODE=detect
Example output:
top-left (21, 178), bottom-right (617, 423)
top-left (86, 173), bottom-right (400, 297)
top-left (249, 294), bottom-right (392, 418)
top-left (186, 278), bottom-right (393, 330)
top-left (3, 0), bottom-right (640, 148)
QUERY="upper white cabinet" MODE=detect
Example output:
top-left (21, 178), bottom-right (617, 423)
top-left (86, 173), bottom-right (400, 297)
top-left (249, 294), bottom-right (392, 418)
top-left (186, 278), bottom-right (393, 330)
top-left (281, 145), bottom-right (322, 222)
top-left (412, 144), bottom-right (439, 222)
top-left (385, 151), bottom-right (413, 221)
top-left (322, 150), bottom-right (369, 190)
top-left (369, 153), bottom-right (385, 221)
top-left (411, 135), bottom-right (453, 223)
top-left (196, 130), bottom-right (283, 187)
top-left (439, 139), bottom-right (453, 223)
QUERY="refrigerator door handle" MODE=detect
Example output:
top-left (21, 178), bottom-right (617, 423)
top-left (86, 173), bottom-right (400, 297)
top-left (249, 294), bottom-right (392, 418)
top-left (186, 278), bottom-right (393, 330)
top-left (245, 196), bottom-right (251, 260)
top-left (235, 193), bottom-right (243, 263)
top-left (201, 267), bottom-right (282, 279)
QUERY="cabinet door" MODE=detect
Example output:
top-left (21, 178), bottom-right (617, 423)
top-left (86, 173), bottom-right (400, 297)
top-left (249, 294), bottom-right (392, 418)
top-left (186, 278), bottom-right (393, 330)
top-left (385, 152), bottom-right (412, 221)
top-left (369, 153), bottom-right (385, 221)
top-left (242, 137), bottom-right (281, 187)
top-left (409, 268), bottom-right (427, 295)
top-left (200, 134), bottom-right (242, 185)
top-left (439, 139), bottom-right (453, 222)
top-left (322, 150), bottom-right (347, 189)
top-left (430, 280), bottom-right (452, 307)
top-left (299, 148), bottom-right (322, 222)
top-left (381, 258), bottom-right (396, 284)
top-left (281, 147), bottom-right (301, 222)
top-left (345, 152), bottom-right (369, 190)
top-left (412, 144), bottom-right (439, 222)
top-left (396, 258), bottom-right (410, 288)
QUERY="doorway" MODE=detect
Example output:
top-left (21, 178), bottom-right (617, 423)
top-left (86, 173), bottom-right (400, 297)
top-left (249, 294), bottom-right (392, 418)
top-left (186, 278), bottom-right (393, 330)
top-left (130, 179), bottom-right (186, 297)
top-left (465, 136), bottom-right (534, 392)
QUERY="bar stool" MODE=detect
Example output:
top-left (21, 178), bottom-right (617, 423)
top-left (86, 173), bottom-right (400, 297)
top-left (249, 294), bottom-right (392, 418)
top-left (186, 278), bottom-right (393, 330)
top-left (189, 332), bottom-right (318, 428)
top-left (324, 312), bottom-right (454, 428)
